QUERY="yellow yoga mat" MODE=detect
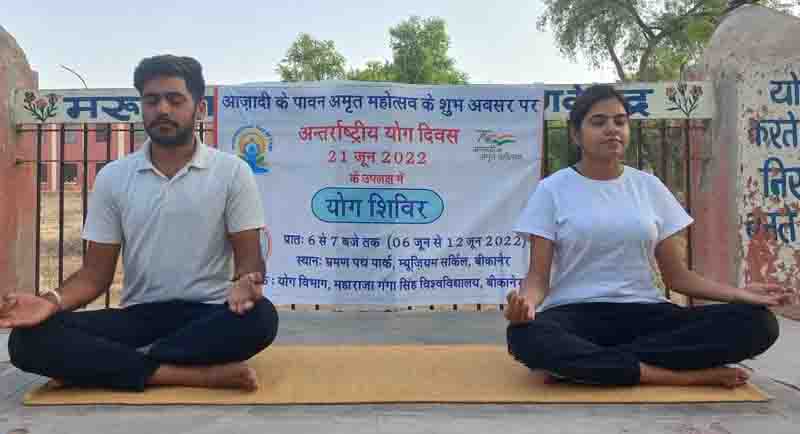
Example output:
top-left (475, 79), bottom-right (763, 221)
top-left (24, 345), bottom-right (768, 405)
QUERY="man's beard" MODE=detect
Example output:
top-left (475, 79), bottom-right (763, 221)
top-left (145, 119), bottom-right (195, 148)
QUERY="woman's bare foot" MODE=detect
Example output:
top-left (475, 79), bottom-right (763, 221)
top-left (148, 362), bottom-right (259, 391)
top-left (640, 363), bottom-right (750, 388)
top-left (542, 371), bottom-right (570, 384)
top-left (684, 367), bottom-right (750, 388)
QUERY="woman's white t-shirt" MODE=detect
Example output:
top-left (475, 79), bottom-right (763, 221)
top-left (513, 166), bottom-right (693, 312)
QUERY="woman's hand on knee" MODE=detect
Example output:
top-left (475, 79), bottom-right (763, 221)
top-left (504, 291), bottom-right (535, 325)
top-left (734, 283), bottom-right (799, 307)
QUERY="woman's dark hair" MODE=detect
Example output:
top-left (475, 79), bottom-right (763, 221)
top-left (566, 84), bottom-right (629, 165)
top-left (134, 55), bottom-right (205, 104)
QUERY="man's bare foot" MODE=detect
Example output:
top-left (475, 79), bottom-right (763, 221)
top-left (148, 362), bottom-right (259, 391)
top-left (640, 363), bottom-right (750, 388)
top-left (204, 363), bottom-right (259, 391)
top-left (45, 379), bottom-right (66, 389)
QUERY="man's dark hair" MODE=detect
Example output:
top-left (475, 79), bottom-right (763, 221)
top-left (134, 55), bottom-right (205, 103)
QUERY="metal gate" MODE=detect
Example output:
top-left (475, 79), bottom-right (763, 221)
top-left (12, 82), bottom-right (713, 310)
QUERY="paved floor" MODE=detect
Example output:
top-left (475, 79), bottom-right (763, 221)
top-left (2, 311), bottom-right (799, 434)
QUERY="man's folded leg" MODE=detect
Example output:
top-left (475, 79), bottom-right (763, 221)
top-left (140, 298), bottom-right (279, 390)
top-left (8, 306), bottom-right (169, 391)
top-left (9, 299), bottom-right (279, 391)
top-left (147, 297), bottom-right (279, 366)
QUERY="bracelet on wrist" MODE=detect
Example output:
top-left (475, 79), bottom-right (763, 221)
top-left (40, 289), bottom-right (63, 311)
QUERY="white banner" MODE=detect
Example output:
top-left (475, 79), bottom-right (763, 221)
top-left (13, 81), bottom-right (712, 124)
top-left (217, 83), bottom-right (544, 305)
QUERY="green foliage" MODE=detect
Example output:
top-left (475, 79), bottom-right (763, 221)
top-left (346, 61), bottom-right (395, 82)
top-left (281, 16), bottom-right (468, 85)
top-left (385, 16), bottom-right (468, 84)
top-left (537, 0), bottom-right (727, 81)
top-left (277, 33), bottom-right (347, 82)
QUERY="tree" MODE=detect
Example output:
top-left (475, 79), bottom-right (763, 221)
top-left (387, 16), bottom-right (468, 84)
top-left (277, 33), bottom-right (346, 82)
top-left (538, 1), bottom-right (797, 82)
top-left (537, 0), bottom-right (729, 82)
top-left (346, 60), bottom-right (395, 82)
top-left (278, 17), bottom-right (469, 84)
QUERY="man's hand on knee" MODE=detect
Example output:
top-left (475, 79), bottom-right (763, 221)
top-left (227, 272), bottom-right (264, 315)
top-left (0, 292), bottom-right (59, 328)
top-left (504, 290), bottom-right (535, 325)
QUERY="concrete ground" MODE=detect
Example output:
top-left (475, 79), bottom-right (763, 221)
top-left (2, 311), bottom-right (799, 434)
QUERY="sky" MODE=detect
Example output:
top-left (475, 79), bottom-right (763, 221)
top-left (4, 0), bottom-right (619, 90)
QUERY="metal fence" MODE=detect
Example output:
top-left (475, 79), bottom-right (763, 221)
top-left (16, 122), bottom-right (211, 305)
top-left (15, 118), bottom-right (702, 311)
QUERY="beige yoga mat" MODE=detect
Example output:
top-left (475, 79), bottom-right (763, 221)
top-left (24, 345), bottom-right (768, 405)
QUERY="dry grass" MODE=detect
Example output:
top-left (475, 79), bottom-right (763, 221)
top-left (39, 193), bottom-right (691, 312)
top-left (38, 192), bottom-right (123, 309)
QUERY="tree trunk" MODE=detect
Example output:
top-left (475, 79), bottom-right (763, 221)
top-left (605, 37), bottom-right (627, 82)
top-left (637, 43), bottom-right (657, 81)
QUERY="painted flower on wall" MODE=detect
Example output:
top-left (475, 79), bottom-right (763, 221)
top-left (666, 82), bottom-right (703, 118)
top-left (23, 91), bottom-right (60, 122)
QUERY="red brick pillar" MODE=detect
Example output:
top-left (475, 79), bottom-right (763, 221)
top-left (0, 26), bottom-right (38, 295)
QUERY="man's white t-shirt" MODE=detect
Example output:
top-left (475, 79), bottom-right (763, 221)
top-left (82, 139), bottom-right (265, 307)
top-left (514, 166), bottom-right (693, 312)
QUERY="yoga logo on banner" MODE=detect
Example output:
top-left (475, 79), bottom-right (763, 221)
top-left (233, 125), bottom-right (273, 175)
